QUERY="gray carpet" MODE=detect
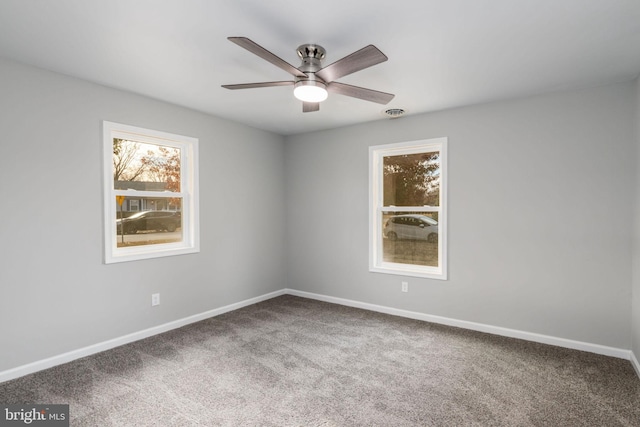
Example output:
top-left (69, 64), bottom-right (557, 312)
top-left (1, 295), bottom-right (639, 426)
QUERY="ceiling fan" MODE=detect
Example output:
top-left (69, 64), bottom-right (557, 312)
top-left (222, 37), bottom-right (394, 113)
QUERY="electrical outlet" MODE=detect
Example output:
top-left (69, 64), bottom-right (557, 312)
top-left (401, 281), bottom-right (408, 292)
top-left (151, 293), bottom-right (160, 306)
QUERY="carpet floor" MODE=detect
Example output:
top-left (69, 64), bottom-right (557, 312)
top-left (1, 295), bottom-right (639, 426)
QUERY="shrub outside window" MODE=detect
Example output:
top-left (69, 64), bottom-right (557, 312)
top-left (369, 138), bottom-right (447, 279)
top-left (103, 121), bottom-right (199, 263)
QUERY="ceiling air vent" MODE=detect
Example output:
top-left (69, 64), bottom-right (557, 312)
top-left (383, 108), bottom-right (406, 119)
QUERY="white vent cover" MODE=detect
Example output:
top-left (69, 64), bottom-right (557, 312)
top-left (383, 108), bottom-right (406, 118)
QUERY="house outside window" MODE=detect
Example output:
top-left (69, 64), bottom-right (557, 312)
top-left (103, 121), bottom-right (200, 264)
top-left (369, 138), bottom-right (447, 279)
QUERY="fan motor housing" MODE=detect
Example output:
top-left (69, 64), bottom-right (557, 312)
top-left (297, 44), bottom-right (326, 74)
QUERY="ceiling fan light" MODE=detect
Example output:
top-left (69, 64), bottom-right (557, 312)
top-left (294, 81), bottom-right (328, 103)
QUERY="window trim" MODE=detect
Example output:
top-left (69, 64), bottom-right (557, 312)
top-left (102, 121), bottom-right (200, 264)
top-left (369, 138), bottom-right (447, 280)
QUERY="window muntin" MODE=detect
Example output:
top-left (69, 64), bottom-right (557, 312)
top-left (103, 121), bottom-right (199, 263)
top-left (370, 138), bottom-right (447, 279)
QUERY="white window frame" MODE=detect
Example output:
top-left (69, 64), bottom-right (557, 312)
top-left (369, 138), bottom-right (447, 280)
top-left (103, 121), bottom-right (200, 264)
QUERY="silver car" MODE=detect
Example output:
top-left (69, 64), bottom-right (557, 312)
top-left (384, 214), bottom-right (438, 243)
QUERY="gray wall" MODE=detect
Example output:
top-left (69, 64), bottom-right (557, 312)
top-left (0, 59), bottom-right (286, 371)
top-left (285, 82), bottom-right (636, 349)
top-left (1, 56), bottom-right (637, 375)
top-left (634, 76), bottom-right (640, 360)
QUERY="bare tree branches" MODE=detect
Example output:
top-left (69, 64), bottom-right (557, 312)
top-left (112, 138), bottom-right (181, 193)
top-left (113, 138), bottom-right (146, 181)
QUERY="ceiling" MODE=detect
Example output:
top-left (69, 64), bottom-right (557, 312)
top-left (1, 0), bottom-right (639, 136)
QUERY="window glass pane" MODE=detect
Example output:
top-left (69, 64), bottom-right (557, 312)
top-left (115, 197), bottom-right (182, 248)
top-left (383, 152), bottom-right (440, 207)
top-left (113, 138), bottom-right (181, 192)
top-left (382, 211), bottom-right (439, 267)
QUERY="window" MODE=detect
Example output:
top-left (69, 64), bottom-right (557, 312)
top-left (369, 138), bottom-right (447, 279)
top-left (103, 121), bottom-right (199, 263)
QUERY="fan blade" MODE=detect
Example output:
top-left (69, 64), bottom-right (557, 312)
top-left (303, 102), bottom-right (320, 113)
top-left (228, 37), bottom-right (307, 78)
top-left (327, 82), bottom-right (394, 104)
top-left (222, 81), bottom-right (294, 90)
top-left (315, 45), bottom-right (388, 83)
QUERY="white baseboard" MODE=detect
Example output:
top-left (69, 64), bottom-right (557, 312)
top-left (0, 289), bottom-right (286, 384)
top-left (2, 287), bottom-right (637, 384)
top-left (286, 289), bottom-right (633, 362)
top-left (631, 351), bottom-right (640, 379)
